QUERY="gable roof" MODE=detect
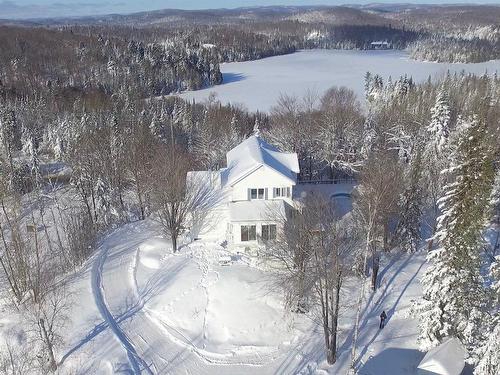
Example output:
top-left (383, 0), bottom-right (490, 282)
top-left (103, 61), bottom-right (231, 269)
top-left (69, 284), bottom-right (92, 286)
top-left (417, 337), bottom-right (466, 375)
top-left (221, 135), bottom-right (299, 187)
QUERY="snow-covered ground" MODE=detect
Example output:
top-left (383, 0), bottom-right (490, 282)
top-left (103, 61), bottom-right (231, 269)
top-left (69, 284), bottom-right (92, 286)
top-left (0, 180), bottom-right (431, 374)
top-left (0, 217), bottom-right (430, 374)
top-left (176, 49), bottom-right (500, 112)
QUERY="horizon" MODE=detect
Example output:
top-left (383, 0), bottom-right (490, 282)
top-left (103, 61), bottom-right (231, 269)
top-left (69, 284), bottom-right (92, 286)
top-left (1, 0), bottom-right (500, 20)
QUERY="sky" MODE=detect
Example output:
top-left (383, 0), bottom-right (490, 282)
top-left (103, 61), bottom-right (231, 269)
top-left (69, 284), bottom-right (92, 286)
top-left (0, 0), bottom-right (499, 19)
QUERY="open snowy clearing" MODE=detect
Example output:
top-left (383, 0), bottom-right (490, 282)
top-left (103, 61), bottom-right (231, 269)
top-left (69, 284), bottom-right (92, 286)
top-left (0, 214), bottom-right (429, 374)
top-left (176, 49), bottom-right (500, 112)
top-left (0, 217), bottom-right (427, 374)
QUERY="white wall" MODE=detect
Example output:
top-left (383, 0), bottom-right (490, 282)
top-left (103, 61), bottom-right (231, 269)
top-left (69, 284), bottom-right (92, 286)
top-left (231, 220), bottom-right (279, 245)
top-left (189, 206), bottom-right (229, 242)
top-left (230, 165), bottom-right (295, 203)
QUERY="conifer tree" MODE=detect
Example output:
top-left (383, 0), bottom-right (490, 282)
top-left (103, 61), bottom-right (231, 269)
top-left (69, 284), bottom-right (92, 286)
top-left (475, 257), bottom-right (500, 375)
top-left (428, 90), bottom-right (451, 153)
top-left (423, 89), bottom-right (452, 247)
top-left (418, 116), bottom-right (496, 356)
top-left (395, 148), bottom-right (424, 252)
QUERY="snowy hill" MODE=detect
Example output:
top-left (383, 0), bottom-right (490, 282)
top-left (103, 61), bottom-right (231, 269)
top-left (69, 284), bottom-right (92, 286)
top-left (0, 218), bottom-right (430, 374)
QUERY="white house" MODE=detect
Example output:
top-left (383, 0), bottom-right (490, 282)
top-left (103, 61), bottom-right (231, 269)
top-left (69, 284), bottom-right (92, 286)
top-left (370, 41), bottom-right (391, 50)
top-left (187, 134), bottom-right (300, 246)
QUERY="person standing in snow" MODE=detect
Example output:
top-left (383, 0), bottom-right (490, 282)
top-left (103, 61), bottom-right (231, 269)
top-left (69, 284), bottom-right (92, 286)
top-left (380, 310), bottom-right (387, 329)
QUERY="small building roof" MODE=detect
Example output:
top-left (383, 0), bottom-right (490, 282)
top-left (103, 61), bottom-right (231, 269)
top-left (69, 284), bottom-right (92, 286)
top-left (417, 337), bottom-right (466, 375)
top-left (221, 135), bottom-right (299, 187)
top-left (229, 199), bottom-right (289, 222)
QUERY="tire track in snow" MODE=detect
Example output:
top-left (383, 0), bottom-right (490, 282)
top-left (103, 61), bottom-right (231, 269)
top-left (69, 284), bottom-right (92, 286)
top-left (91, 245), bottom-right (154, 375)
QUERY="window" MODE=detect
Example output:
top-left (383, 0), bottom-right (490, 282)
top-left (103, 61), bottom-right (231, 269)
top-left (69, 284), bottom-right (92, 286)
top-left (241, 225), bottom-right (256, 241)
top-left (273, 187), bottom-right (291, 198)
top-left (250, 188), bottom-right (265, 200)
top-left (262, 224), bottom-right (277, 241)
top-left (251, 189), bottom-right (257, 199)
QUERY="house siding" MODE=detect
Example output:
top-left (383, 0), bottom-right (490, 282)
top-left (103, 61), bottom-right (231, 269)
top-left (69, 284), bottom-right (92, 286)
top-left (231, 165), bottom-right (295, 203)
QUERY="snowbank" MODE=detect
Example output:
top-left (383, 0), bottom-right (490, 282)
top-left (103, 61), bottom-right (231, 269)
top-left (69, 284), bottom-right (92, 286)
top-left (138, 237), bottom-right (171, 269)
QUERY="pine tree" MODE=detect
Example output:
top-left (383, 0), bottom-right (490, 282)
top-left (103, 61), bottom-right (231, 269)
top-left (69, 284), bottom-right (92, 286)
top-left (395, 149), bottom-right (424, 252)
top-left (418, 116), bottom-right (496, 356)
top-left (423, 89), bottom-right (452, 248)
top-left (475, 257), bottom-right (500, 375)
top-left (428, 90), bottom-right (451, 153)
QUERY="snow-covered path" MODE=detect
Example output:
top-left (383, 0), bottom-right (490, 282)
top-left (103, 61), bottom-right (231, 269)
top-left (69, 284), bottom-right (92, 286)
top-left (91, 244), bottom-right (154, 374)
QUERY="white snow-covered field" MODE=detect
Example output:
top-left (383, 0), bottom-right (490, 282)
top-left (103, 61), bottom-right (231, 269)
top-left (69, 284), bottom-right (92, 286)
top-left (177, 49), bottom-right (500, 112)
top-left (0, 216), bottom-right (430, 374)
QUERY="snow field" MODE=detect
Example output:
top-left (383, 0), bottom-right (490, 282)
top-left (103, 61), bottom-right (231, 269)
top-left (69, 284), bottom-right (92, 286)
top-left (177, 49), bottom-right (500, 112)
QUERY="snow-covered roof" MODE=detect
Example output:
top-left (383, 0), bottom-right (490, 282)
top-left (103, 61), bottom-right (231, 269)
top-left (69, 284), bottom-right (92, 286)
top-left (186, 170), bottom-right (222, 190)
top-left (221, 135), bottom-right (299, 187)
top-left (417, 337), bottom-right (466, 375)
top-left (229, 200), bottom-right (289, 222)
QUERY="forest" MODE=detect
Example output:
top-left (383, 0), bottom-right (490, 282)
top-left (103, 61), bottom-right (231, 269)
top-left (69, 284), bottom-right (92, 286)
top-left (0, 6), bottom-right (500, 374)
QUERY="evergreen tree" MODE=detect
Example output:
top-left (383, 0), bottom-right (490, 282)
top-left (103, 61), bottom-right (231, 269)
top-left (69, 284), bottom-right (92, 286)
top-left (428, 90), bottom-right (451, 153)
top-left (423, 89), bottom-right (453, 248)
top-left (475, 257), bottom-right (500, 375)
top-left (418, 116), bottom-right (496, 357)
top-left (395, 149), bottom-right (424, 252)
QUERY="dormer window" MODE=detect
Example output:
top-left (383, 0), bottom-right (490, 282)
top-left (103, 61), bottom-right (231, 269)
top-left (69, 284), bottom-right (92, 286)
top-left (250, 188), bottom-right (265, 200)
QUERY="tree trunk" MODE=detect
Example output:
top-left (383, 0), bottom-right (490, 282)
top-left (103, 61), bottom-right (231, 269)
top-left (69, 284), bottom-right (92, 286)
top-left (383, 221), bottom-right (389, 251)
top-left (371, 251), bottom-right (380, 291)
top-left (136, 187), bottom-right (145, 221)
top-left (39, 318), bottom-right (57, 372)
top-left (350, 224), bottom-right (372, 373)
top-left (172, 234), bottom-right (178, 253)
top-left (329, 272), bottom-right (341, 364)
top-left (326, 342), bottom-right (336, 365)
top-left (427, 203), bottom-right (439, 251)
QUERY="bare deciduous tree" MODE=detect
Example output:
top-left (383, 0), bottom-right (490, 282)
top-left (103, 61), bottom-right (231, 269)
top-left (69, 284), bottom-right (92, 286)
top-left (266, 194), bottom-right (358, 364)
top-left (24, 285), bottom-right (71, 372)
top-left (0, 335), bottom-right (37, 375)
top-left (149, 145), bottom-right (221, 252)
top-left (350, 151), bottom-right (402, 371)
top-left (316, 87), bottom-right (365, 176)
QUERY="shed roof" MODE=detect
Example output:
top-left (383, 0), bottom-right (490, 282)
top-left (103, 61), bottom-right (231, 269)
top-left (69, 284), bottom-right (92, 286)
top-left (229, 199), bottom-right (289, 222)
top-left (417, 338), bottom-right (466, 375)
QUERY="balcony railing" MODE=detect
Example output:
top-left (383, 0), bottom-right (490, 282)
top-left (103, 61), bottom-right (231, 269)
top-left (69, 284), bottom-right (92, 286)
top-left (297, 177), bottom-right (356, 185)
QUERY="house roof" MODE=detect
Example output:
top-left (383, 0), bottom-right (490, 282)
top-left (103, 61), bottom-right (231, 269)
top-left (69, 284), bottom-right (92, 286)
top-left (417, 337), bottom-right (466, 375)
top-left (229, 199), bottom-right (289, 222)
top-left (221, 135), bottom-right (300, 187)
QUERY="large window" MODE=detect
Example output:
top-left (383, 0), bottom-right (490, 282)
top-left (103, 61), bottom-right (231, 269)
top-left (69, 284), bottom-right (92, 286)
top-left (241, 225), bottom-right (256, 241)
top-left (262, 224), bottom-right (277, 241)
top-left (250, 188), bottom-right (265, 200)
top-left (273, 187), bottom-right (291, 198)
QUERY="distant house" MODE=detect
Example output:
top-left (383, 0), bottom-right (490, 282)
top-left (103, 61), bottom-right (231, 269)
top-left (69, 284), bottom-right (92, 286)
top-left (370, 41), bottom-right (392, 50)
top-left (187, 134), bottom-right (299, 246)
